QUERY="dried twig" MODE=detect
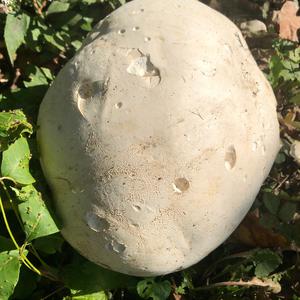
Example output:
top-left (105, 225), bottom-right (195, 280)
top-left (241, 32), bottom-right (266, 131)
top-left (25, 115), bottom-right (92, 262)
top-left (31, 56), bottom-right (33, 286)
top-left (193, 278), bottom-right (281, 294)
top-left (32, 0), bottom-right (48, 16)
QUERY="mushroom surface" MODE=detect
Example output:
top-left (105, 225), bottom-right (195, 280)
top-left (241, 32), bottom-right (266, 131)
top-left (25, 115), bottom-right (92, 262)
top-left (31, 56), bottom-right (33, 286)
top-left (37, 0), bottom-right (281, 276)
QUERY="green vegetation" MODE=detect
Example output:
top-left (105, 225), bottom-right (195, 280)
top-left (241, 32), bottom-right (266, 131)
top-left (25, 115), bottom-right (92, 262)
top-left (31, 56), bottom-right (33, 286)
top-left (0, 0), bottom-right (299, 299)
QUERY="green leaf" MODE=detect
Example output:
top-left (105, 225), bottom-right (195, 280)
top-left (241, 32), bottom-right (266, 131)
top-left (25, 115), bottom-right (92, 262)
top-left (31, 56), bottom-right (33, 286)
top-left (175, 271), bottom-right (194, 295)
top-left (24, 66), bottom-right (51, 88)
top-left (137, 278), bottom-right (172, 300)
top-left (63, 255), bottom-right (137, 294)
top-left (263, 192), bottom-right (280, 215)
top-left (33, 233), bottom-right (64, 254)
top-left (268, 55), bottom-right (284, 87)
top-left (275, 152), bottom-right (286, 164)
top-left (0, 250), bottom-right (22, 300)
top-left (17, 185), bottom-right (59, 241)
top-left (259, 213), bottom-right (278, 229)
top-left (278, 223), bottom-right (300, 245)
top-left (47, 1), bottom-right (70, 15)
top-left (251, 249), bottom-right (282, 278)
top-left (64, 291), bottom-right (108, 300)
top-left (43, 32), bottom-right (66, 51)
top-left (71, 40), bottom-right (82, 50)
top-left (0, 110), bottom-right (33, 152)
top-left (278, 202), bottom-right (298, 222)
top-left (290, 93), bottom-right (300, 105)
top-left (1, 137), bottom-right (35, 184)
top-left (4, 13), bottom-right (30, 64)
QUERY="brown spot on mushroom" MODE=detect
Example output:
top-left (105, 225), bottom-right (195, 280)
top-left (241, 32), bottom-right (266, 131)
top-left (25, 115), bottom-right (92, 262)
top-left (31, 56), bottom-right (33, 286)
top-left (173, 178), bottom-right (190, 193)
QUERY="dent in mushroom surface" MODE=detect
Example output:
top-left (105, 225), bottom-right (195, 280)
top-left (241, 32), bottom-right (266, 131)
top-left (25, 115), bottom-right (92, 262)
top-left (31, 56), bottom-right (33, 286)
top-left (37, 0), bottom-right (280, 276)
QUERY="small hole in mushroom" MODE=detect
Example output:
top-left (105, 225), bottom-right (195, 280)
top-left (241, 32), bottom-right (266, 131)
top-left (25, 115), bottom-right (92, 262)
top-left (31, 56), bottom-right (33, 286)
top-left (144, 37), bottom-right (151, 42)
top-left (133, 26), bottom-right (140, 31)
top-left (85, 212), bottom-right (110, 232)
top-left (115, 102), bottom-right (123, 109)
top-left (118, 29), bottom-right (126, 34)
top-left (132, 205), bottom-right (141, 212)
top-left (106, 240), bottom-right (126, 253)
top-left (252, 141), bottom-right (258, 151)
top-left (78, 82), bottom-right (94, 99)
top-left (224, 145), bottom-right (237, 170)
top-left (112, 241), bottom-right (126, 253)
top-left (173, 177), bottom-right (190, 193)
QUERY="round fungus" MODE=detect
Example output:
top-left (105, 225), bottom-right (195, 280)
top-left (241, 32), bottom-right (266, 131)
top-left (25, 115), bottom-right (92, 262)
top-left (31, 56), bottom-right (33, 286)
top-left (37, 0), bottom-right (280, 276)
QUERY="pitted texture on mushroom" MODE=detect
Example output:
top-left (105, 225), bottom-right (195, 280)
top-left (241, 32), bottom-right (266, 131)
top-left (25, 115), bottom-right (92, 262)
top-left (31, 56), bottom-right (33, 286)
top-left (37, 0), bottom-right (280, 276)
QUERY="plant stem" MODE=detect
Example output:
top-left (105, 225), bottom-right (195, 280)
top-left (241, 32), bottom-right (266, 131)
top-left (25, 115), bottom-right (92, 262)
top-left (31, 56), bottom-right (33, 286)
top-left (0, 194), bottom-right (41, 276)
top-left (0, 180), bottom-right (23, 229)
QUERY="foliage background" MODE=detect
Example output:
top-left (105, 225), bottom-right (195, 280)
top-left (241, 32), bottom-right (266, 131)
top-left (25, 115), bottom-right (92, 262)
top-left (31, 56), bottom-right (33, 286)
top-left (0, 0), bottom-right (299, 299)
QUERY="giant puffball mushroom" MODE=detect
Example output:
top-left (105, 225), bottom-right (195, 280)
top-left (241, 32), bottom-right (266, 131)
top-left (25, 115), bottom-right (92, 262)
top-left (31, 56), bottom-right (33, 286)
top-left (37, 0), bottom-right (281, 276)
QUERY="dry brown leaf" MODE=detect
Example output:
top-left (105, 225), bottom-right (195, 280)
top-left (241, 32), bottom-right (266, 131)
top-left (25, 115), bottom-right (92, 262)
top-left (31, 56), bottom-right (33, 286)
top-left (233, 211), bottom-right (289, 248)
top-left (210, 277), bottom-right (281, 294)
top-left (273, 1), bottom-right (300, 42)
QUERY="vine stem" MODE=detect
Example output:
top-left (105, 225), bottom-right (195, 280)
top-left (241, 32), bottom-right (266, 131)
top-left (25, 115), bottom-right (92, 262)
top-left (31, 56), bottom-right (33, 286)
top-left (40, 286), bottom-right (66, 300)
top-left (0, 194), bottom-right (41, 276)
top-left (0, 180), bottom-right (23, 228)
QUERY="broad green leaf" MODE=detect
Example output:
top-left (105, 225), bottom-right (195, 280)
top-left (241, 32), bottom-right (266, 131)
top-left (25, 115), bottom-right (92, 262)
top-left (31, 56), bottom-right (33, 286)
top-left (137, 278), bottom-right (171, 300)
top-left (278, 202), bottom-right (298, 222)
top-left (263, 192), bottom-right (280, 215)
top-left (175, 271), bottom-right (193, 295)
top-left (17, 185), bottom-right (59, 241)
top-left (80, 17), bottom-right (93, 31)
top-left (33, 233), bottom-right (64, 254)
top-left (71, 40), bottom-right (82, 50)
top-left (1, 137), bottom-right (35, 184)
top-left (24, 66), bottom-right (51, 88)
top-left (43, 32), bottom-right (66, 51)
top-left (0, 110), bottom-right (33, 152)
top-left (4, 13), bottom-right (30, 64)
top-left (47, 1), bottom-right (70, 15)
top-left (63, 255), bottom-right (137, 294)
top-left (41, 67), bottom-right (54, 81)
top-left (64, 291), bottom-right (108, 300)
top-left (0, 250), bottom-right (22, 300)
top-left (251, 249), bottom-right (282, 278)
top-left (31, 28), bottom-right (41, 41)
